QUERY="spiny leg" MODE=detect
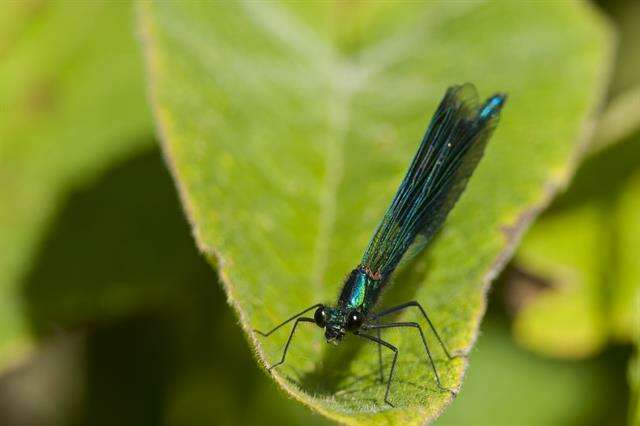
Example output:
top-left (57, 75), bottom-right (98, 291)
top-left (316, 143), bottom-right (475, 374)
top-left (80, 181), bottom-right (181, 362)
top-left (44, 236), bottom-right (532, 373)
top-left (267, 317), bottom-right (315, 372)
top-left (254, 303), bottom-right (322, 337)
top-left (373, 300), bottom-right (463, 360)
top-left (357, 332), bottom-right (398, 407)
top-left (368, 321), bottom-right (456, 395)
top-left (376, 318), bottom-right (384, 383)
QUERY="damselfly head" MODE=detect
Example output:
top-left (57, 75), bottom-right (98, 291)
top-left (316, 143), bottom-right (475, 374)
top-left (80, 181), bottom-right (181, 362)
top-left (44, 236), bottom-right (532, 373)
top-left (325, 324), bottom-right (345, 345)
top-left (313, 305), bottom-right (328, 327)
top-left (314, 305), bottom-right (346, 344)
top-left (314, 305), bottom-right (364, 345)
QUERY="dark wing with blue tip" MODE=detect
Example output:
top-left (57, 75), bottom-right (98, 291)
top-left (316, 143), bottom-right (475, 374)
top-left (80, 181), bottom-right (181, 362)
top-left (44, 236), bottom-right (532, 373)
top-left (361, 84), bottom-right (506, 278)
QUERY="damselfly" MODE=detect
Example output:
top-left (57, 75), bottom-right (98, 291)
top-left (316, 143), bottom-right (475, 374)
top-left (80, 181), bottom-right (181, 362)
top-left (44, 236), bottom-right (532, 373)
top-left (255, 84), bottom-right (506, 406)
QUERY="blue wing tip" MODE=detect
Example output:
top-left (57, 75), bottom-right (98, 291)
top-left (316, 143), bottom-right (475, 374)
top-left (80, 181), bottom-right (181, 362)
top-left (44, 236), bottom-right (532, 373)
top-left (479, 93), bottom-right (507, 120)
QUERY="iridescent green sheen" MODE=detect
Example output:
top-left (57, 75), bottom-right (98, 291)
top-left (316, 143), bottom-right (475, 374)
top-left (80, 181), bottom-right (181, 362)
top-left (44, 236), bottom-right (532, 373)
top-left (338, 267), bottom-right (385, 312)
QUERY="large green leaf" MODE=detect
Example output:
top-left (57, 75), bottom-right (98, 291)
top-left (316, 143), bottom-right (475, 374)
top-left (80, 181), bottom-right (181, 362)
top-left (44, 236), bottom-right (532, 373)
top-left (0, 1), bottom-right (152, 372)
top-left (139, 2), bottom-right (611, 424)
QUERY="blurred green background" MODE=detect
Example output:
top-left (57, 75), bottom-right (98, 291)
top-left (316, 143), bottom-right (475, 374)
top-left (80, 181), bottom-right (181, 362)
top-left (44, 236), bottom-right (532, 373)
top-left (0, 1), bottom-right (637, 425)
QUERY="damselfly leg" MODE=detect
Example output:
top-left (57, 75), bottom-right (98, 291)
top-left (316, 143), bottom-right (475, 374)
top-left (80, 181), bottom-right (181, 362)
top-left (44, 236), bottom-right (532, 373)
top-left (363, 300), bottom-right (465, 403)
top-left (366, 321), bottom-right (456, 395)
top-left (265, 317), bottom-right (315, 371)
top-left (372, 300), bottom-right (466, 360)
top-left (356, 332), bottom-right (398, 407)
top-left (376, 322), bottom-right (384, 383)
top-left (254, 303), bottom-right (322, 371)
top-left (254, 303), bottom-right (322, 337)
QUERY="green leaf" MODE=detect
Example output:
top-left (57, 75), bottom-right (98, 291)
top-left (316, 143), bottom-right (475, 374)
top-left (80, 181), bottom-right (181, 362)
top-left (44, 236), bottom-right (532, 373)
top-left (138, 1), bottom-right (612, 423)
top-left (0, 1), bottom-right (152, 372)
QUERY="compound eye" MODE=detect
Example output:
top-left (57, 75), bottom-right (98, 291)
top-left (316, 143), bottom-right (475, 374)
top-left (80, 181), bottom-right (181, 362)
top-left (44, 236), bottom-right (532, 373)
top-left (346, 310), bottom-right (363, 331)
top-left (314, 306), bottom-right (327, 328)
